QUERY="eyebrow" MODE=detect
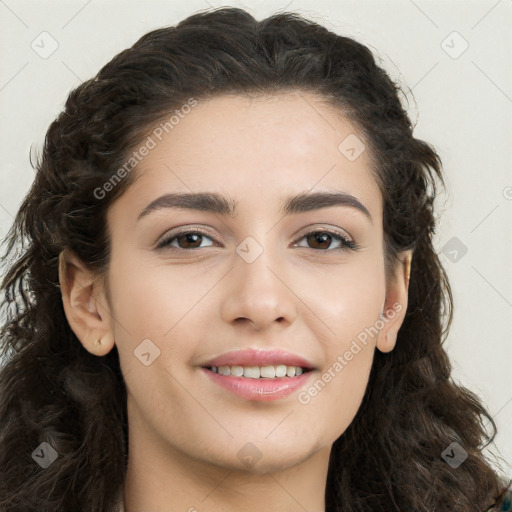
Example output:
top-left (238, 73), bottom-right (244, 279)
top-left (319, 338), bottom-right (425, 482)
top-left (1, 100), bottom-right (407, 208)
top-left (137, 190), bottom-right (372, 223)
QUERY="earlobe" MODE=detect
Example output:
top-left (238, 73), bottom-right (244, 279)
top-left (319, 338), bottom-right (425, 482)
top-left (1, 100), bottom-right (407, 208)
top-left (376, 251), bottom-right (413, 353)
top-left (58, 249), bottom-right (115, 356)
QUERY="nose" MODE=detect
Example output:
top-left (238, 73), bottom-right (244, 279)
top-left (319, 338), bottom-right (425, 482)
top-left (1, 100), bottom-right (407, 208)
top-left (219, 243), bottom-right (298, 332)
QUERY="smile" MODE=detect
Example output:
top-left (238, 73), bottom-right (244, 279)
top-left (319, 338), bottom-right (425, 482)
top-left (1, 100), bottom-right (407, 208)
top-left (201, 366), bottom-right (314, 401)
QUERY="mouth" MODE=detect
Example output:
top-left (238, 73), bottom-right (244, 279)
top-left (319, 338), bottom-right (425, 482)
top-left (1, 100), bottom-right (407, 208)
top-left (202, 364), bottom-right (313, 378)
top-left (199, 348), bottom-right (316, 401)
top-left (200, 364), bottom-right (315, 402)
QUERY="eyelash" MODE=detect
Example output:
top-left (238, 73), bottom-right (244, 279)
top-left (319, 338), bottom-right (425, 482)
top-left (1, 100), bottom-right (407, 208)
top-left (157, 228), bottom-right (359, 253)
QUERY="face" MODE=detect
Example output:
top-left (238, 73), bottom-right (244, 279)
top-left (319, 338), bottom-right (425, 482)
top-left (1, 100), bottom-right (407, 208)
top-left (62, 91), bottom-right (408, 475)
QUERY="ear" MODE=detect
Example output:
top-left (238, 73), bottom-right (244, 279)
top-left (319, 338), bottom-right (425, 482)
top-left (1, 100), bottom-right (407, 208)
top-left (376, 250), bottom-right (413, 353)
top-left (58, 248), bottom-right (115, 356)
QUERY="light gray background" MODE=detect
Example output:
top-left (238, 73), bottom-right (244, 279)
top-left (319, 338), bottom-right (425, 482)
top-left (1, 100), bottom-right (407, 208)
top-left (1, 0), bottom-right (511, 474)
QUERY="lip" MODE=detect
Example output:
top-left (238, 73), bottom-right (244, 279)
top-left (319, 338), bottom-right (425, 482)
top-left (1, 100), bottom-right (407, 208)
top-left (201, 348), bottom-right (315, 370)
top-left (199, 348), bottom-right (316, 402)
top-left (201, 367), bottom-right (314, 401)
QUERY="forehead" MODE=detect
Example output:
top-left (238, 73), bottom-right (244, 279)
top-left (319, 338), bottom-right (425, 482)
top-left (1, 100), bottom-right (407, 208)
top-left (110, 91), bottom-right (382, 223)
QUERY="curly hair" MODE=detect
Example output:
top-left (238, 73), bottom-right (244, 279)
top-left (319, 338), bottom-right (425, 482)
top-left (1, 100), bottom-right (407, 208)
top-left (0, 6), bottom-right (509, 511)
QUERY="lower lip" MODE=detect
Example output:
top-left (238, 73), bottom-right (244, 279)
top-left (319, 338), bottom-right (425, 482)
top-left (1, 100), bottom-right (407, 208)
top-left (201, 367), bottom-right (314, 401)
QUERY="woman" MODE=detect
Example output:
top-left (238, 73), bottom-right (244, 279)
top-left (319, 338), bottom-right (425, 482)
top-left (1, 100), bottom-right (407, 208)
top-left (0, 6), bottom-right (510, 512)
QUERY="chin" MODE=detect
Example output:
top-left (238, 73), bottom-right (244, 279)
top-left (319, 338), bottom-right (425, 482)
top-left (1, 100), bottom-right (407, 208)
top-left (233, 453), bottom-right (310, 475)
top-left (207, 440), bottom-right (319, 475)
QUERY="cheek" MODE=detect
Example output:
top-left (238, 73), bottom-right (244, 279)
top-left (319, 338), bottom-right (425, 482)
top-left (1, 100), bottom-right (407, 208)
top-left (298, 252), bottom-right (386, 339)
top-left (293, 254), bottom-right (383, 437)
top-left (297, 336), bottom-right (375, 444)
top-left (107, 247), bottom-right (193, 335)
top-left (105, 250), bottom-right (196, 378)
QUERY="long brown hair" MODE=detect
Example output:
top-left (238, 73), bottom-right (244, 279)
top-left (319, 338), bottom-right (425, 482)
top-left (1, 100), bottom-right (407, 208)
top-left (0, 7), bottom-right (509, 511)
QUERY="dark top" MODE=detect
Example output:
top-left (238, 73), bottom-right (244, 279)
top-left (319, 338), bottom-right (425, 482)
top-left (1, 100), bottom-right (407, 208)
top-left (487, 483), bottom-right (512, 511)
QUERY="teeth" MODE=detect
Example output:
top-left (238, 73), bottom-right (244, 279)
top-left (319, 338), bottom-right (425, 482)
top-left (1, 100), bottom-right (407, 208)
top-left (210, 364), bottom-right (307, 378)
top-left (275, 364), bottom-right (287, 377)
top-left (260, 365), bottom-right (276, 378)
top-left (243, 366), bottom-right (260, 379)
top-left (230, 365), bottom-right (244, 377)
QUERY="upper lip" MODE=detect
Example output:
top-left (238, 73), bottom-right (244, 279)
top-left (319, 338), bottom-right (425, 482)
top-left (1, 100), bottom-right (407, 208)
top-left (201, 349), bottom-right (316, 370)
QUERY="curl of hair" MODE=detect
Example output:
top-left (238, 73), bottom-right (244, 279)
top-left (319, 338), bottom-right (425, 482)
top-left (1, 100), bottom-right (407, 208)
top-left (0, 7), bottom-right (509, 511)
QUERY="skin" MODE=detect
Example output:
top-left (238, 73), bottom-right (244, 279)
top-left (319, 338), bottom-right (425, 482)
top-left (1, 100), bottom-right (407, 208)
top-left (59, 91), bottom-right (412, 512)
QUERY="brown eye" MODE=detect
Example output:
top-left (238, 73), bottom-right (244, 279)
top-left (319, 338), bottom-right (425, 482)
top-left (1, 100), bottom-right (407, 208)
top-left (158, 230), bottom-right (214, 250)
top-left (296, 230), bottom-right (357, 251)
top-left (175, 233), bottom-right (204, 249)
top-left (306, 232), bottom-right (333, 250)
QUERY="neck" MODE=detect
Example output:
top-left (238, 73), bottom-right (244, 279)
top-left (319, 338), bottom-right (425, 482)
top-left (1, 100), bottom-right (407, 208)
top-left (122, 427), bottom-right (330, 512)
